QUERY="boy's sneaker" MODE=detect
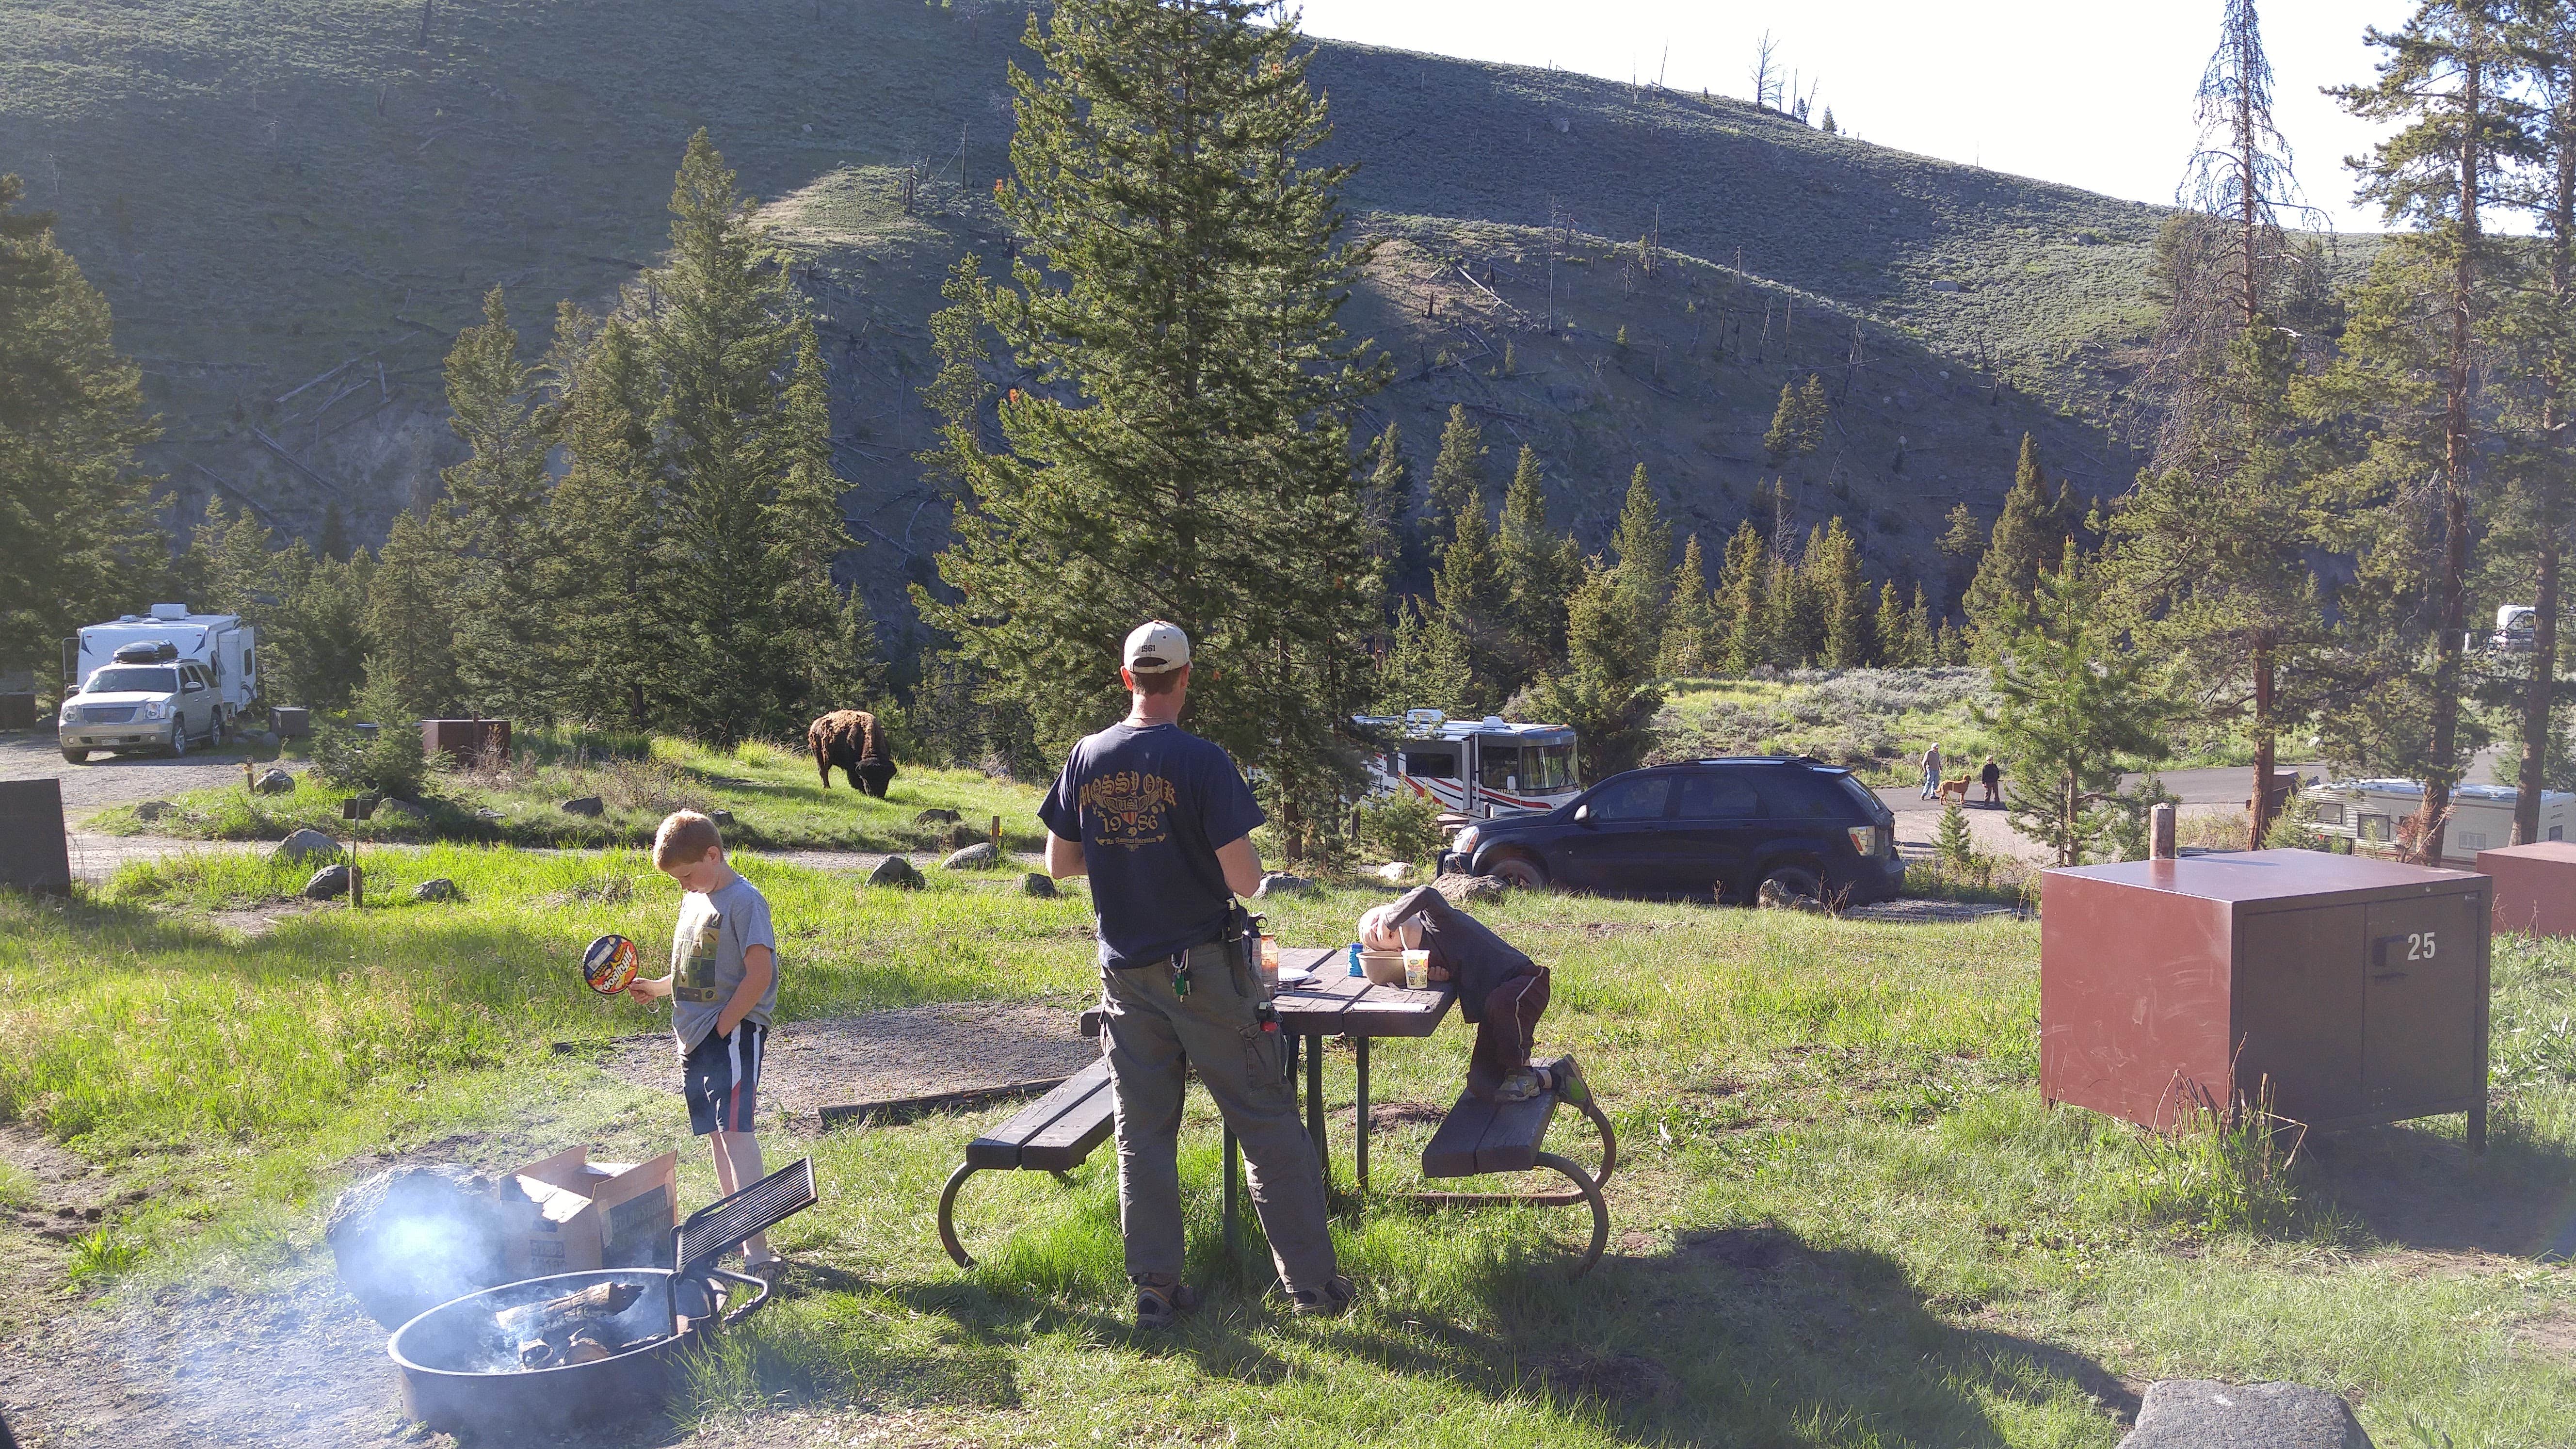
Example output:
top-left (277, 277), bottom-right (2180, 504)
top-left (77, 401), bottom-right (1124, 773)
top-left (745, 1256), bottom-right (788, 1287)
top-left (1132, 1278), bottom-right (1198, 1330)
top-left (1493, 1066), bottom-right (1546, 1103)
top-left (1287, 1274), bottom-right (1356, 1317)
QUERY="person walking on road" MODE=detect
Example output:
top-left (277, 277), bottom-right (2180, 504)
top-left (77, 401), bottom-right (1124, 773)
top-left (1980, 756), bottom-right (2002, 807)
top-left (1919, 742), bottom-right (1945, 800)
top-left (1040, 621), bottom-right (1353, 1330)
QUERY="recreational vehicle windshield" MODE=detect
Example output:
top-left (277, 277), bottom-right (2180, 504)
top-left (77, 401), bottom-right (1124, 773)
top-left (1355, 709), bottom-right (1581, 820)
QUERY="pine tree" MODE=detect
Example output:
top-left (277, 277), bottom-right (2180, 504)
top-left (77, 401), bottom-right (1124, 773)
top-left (364, 504), bottom-right (462, 720)
top-left (259, 542), bottom-right (375, 711)
top-left (1425, 403), bottom-right (1487, 552)
top-left (1798, 373), bottom-right (1830, 451)
top-left (1658, 534), bottom-right (1717, 676)
top-left (637, 133), bottom-right (849, 742)
top-left (1374, 596), bottom-right (1474, 715)
top-left (1358, 423), bottom-right (1414, 611)
top-left (0, 174), bottom-right (164, 681)
top-left (439, 287), bottom-right (562, 722)
top-left (1820, 108), bottom-right (1838, 135)
top-left (1936, 799), bottom-right (1974, 869)
top-left (1524, 555), bottom-right (1665, 779)
top-left (1496, 446), bottom-right (1576, 679)
top-left (1763, 381), bottom-right (1804, 464)
top-left (2326, 0), bottom-right (2529, 862)
top-left (1980, 548), bottom-right (2169, 866)
top-left (1961, 433), bottom-right (2065, 658)
top-left (1715, 520), bottom-right (1769, 674)
top-left (1906, 583), bottom-right (1938, 667)
top-left (1875, 579), bottom-right (1908, 666)
top-left (1806, 515), bottom-right (1871, 666)
top-left (918, 0), bottom-right (1387, 857)
top-left (1937, 501), bottom-right (1983, 611)
top-left (548, 303), bottom-right (668, 726)
top-left (1430, 495), bottom-right (1513, 709)
top-left (1606, 465), bottom-right (1674, 648)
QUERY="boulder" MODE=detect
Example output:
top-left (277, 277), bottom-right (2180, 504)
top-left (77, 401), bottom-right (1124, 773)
top-left (377, 797), bottom-right (428, 822)
top-left (412, 878), bottom-right (460, 903)
top-left (915, 807), bottom-right (963, 825)
top-left (475, 807), bottom-right (504, 820)
top-left (1374, 862), bottom-right (1412, 884)
top-left (324, 1164), bottom-right (515, 1329)
top-left (1253, 872), bottom-right (1314, 899)
top-left (868, 854), bottom-right (925, 889)
top-left (274, 827), bottom-right (340, 864)
top-left (2118, 1381), bottom-right (2373, 1449)
top-left (304, 864), bottom-right (353, 901)
top-left (943, 841), bottom-right (999, 870)
top-left (1433, 873), bottom-right (1509, 906)
top-left (1021, 872), bottom-right (1058, 898)
top-left (1755, 878), bottom-right (1832, 914)
top-left (709, 808), bottom-right (736, 828)
top-left (560, 795), bottom-right (606, 818)
top-left (133, 800), bottom-right (176, 822)
top-left (251, 767), bottom-right (296, 795)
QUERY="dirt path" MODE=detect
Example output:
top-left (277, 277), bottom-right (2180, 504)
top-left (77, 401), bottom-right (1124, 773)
top-left (0, 731), bottom-right (298, 818)
top-left (60, 830), bottom-right (1039, 888)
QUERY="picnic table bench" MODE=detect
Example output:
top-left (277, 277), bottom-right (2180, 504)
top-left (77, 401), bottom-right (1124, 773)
top-left (936, 1058), bottom-right (1115, 1267)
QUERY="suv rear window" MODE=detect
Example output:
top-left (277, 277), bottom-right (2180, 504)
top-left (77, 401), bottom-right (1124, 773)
top-left (1755, 772), bottom-right (1850, 820)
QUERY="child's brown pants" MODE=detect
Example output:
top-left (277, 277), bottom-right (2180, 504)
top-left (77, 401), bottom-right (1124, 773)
top-left (1465, 966), bottom-right (1551, 1100)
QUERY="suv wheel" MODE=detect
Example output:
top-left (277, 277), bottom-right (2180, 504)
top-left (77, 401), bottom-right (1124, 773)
top-left (61, 747), bottom-right (87, 765)
top-left (1488, 854), bottom-right (1548, 889)
top-left (1758, 864), bottom-right (1822, 903)
top-left (168, 721), bottom-right (187, 758)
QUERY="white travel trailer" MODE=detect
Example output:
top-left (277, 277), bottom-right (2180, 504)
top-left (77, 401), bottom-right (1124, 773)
top-left (2302, 777), bottom-right (2574, 864)
top-left (1354, 709), bottom-right (1582, 820)
top-left (57, 605), bottom-right (260, 760)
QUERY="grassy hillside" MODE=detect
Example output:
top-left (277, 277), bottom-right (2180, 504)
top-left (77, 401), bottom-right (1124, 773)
top-left (4, 0), bottom-right (2228, 620)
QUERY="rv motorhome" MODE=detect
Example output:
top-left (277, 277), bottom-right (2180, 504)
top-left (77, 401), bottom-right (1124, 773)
top-left (1354, 710), bottom-right (1581, 821)
top-left (2302, 777), bottom-right (2574, 864)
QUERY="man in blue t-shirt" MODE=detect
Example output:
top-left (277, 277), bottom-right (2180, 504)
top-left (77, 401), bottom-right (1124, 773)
top-left (1040, 621), bottom-right (1351, 1328)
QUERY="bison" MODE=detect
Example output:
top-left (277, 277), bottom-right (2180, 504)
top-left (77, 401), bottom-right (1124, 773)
top-left (807, 709), bottom-right (898, 797)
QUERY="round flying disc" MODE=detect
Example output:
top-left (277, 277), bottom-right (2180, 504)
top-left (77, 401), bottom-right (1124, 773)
top-left (581, 933), bottom-right (641, 996)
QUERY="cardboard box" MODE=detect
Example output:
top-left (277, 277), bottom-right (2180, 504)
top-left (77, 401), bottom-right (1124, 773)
top-left (498, 1147), bottom-right (678, 1279)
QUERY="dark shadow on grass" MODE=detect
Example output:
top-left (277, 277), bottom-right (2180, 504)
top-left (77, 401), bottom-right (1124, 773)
top-left (2300, 1114), bottom-right (2576, 1260)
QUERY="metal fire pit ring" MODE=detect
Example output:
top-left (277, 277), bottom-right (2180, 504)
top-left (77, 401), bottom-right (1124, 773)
top-left (387, 1269), bottom-right (723, 1436)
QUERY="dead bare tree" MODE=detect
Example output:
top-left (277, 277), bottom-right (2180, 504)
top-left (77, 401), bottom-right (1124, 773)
top-left (1748, 32), bottom-right (1782, 113)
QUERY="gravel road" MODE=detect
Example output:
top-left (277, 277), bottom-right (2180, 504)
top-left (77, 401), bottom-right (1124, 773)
top-left (0, 730), bottom-right (296, 818)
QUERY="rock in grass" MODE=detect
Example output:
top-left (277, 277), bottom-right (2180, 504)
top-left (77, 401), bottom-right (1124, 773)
top-left (942, 841), bottom-right (999, 870)
top-left (1021, 872), bottom-right (1057, 898)
top-left (251, 767), bottom-right (295, 795)
top-left (1755, 878), bottom-right (1831, 914)
top-left (1374, 861), bottom-right (1411, 884)
top-left (325, 1164), bottom-right (512, 1328)
top-left (2117, 1381), bottom-right (2373, 1449)
top-left (1254, 872), bottom-right (1314, 899)
top-left (274, 827), bottom-right (340, 863)
top-left (304, 864), bottom-right (353, 900)
top-left (868, 855), bottom-right (924, 889)
top-left (1433, 873), bottom-right (1508, 906)
top-left (412, 878), bottom-right (460, 903)
top-left (560, 795), bottom-right (605, 818)
top-left (133, 800), bottom-right (176, 822)
top-left (709, 808), bottom-right (735, 827)
top-left (915, 807), bottom-right (962, 825)
top-left (377, 796), bottom-right (427, 822)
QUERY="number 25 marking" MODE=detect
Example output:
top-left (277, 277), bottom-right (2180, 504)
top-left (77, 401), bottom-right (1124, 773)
top-left (2406, 931), bottom-right (2437, 962)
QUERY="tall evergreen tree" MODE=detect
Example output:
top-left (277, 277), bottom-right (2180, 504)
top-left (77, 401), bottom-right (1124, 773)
top-left (918, 0), bottom-right (1386, 857)
top-left (365, 504), bottom-right (463, 721)
top-left (1658, 533), bottom-right (1718, 676)
top-left (1937, 501), bottom-right (1983, 611)
top-left (1806, 515), bottom-right (1872, 666)
top-left (1524, 554), bottom-right (1664, 778)
top-left (1429, 495), bottom-right (1513, 710)
top-left (1962, 434), bottom-right (2066, 657)
top-left (1982, 548), bottom-right (2170, 866)
top-left (1374, 596), bottom-right (1474, 715)
top-left (1715, 520), bottom-right (1769, 674)
top-left (548, 304), bottom-right (668, 726)
top-left (1905, 583), bottom-right (1938, 668)
top-left (0, 174), bottom-right (163, 680)
top-left (1874, 579), bottom-right (1908, 666)
top-left (1425, 403), bottom-right (1487, 552)
top-left (1495, 446), bottom-right (1577, 679)
top-left (1605, 465), bottom-right (1674, 648)
top-left (439, 287), bottom-right (562, 722)
top-left (1358, 422), bottom-right (1414, 613)
top-left (639, 133), bottom-right (849, 742)
top-left (2327, 0), bottom-right (2528, 861)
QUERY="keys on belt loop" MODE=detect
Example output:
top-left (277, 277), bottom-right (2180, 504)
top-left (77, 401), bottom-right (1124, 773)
top-left (1171, 951), bottom-right (1192, 998)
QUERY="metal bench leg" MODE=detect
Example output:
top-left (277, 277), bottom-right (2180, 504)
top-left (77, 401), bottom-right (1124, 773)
top-left (1355, 1035), bottom-right (1370, 1192)
top-left (937, 1163), bottom-right (981, 1268)
top-left (1306, 1033), bottom-right (1328, 1189)
top-left (1534, 1151), bottom-right (1609, 1278)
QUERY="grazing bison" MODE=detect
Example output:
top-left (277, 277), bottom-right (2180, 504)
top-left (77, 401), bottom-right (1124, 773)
top-left (808, 709), bottom-right (898, 797)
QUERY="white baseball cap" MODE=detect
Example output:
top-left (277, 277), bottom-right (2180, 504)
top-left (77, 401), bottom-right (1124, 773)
top-left (1122, 619), bottom-right (1191, 675)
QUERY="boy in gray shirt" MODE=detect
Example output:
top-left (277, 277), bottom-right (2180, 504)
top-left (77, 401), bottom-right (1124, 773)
top-left (626, 809), bottom-right (782, 1274)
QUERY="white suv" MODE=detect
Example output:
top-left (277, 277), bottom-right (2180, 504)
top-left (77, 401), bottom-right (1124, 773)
top-left (59, 661), bottom-right (227, 763)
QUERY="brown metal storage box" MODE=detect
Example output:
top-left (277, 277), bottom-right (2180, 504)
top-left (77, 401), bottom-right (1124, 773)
top-left (2041, 850), bottom-right (2491, 1148)
top-left (2476, 841), bottom-right (2576, 937)
top-left (0, 778), bottom-right (73, 894)
top-left (420, 718), bottom-right (510, 763)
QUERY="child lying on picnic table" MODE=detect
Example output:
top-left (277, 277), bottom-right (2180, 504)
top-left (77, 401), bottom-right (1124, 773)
top-left (1357, 886), bottom-right (1554, 1103)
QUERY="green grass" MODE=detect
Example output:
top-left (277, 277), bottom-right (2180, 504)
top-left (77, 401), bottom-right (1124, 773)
top-left (7, 849), bottom-right (2576, 1443)
top-left (86, 733), bottom-right (1053, 853)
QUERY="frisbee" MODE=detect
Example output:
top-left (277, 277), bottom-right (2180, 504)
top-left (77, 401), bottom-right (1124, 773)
top-left (580, 933), bottom-right (641, 996)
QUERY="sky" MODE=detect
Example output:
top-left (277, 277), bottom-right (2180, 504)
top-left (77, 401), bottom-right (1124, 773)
top-left (1291, 0), bottom-right (2419, 235)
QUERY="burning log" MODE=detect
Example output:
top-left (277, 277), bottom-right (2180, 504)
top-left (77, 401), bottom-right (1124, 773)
top-left (493, 1280), bottom-right (647, 1369)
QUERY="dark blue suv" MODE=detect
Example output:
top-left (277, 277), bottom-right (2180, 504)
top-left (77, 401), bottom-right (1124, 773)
top-left (1438, 757), bottom-right (1903, 904)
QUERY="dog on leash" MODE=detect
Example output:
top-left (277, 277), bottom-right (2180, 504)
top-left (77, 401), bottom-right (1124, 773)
top-left (1935, 775), bottom-right (1973, 805)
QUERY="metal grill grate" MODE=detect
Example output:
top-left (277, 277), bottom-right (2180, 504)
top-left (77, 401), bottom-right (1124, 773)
top-left (674, 1157), bottom-right (816, 1275)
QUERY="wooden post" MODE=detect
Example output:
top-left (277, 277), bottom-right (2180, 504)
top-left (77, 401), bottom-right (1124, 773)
top-left (2150, 802), bottom-right (2177, 861)
top-left (989, 815), bottom-right (1001, 852)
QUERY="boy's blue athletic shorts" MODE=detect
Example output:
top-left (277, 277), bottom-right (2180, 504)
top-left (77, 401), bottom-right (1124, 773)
top-left (683, 1022), bottom-right (767, 1135)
